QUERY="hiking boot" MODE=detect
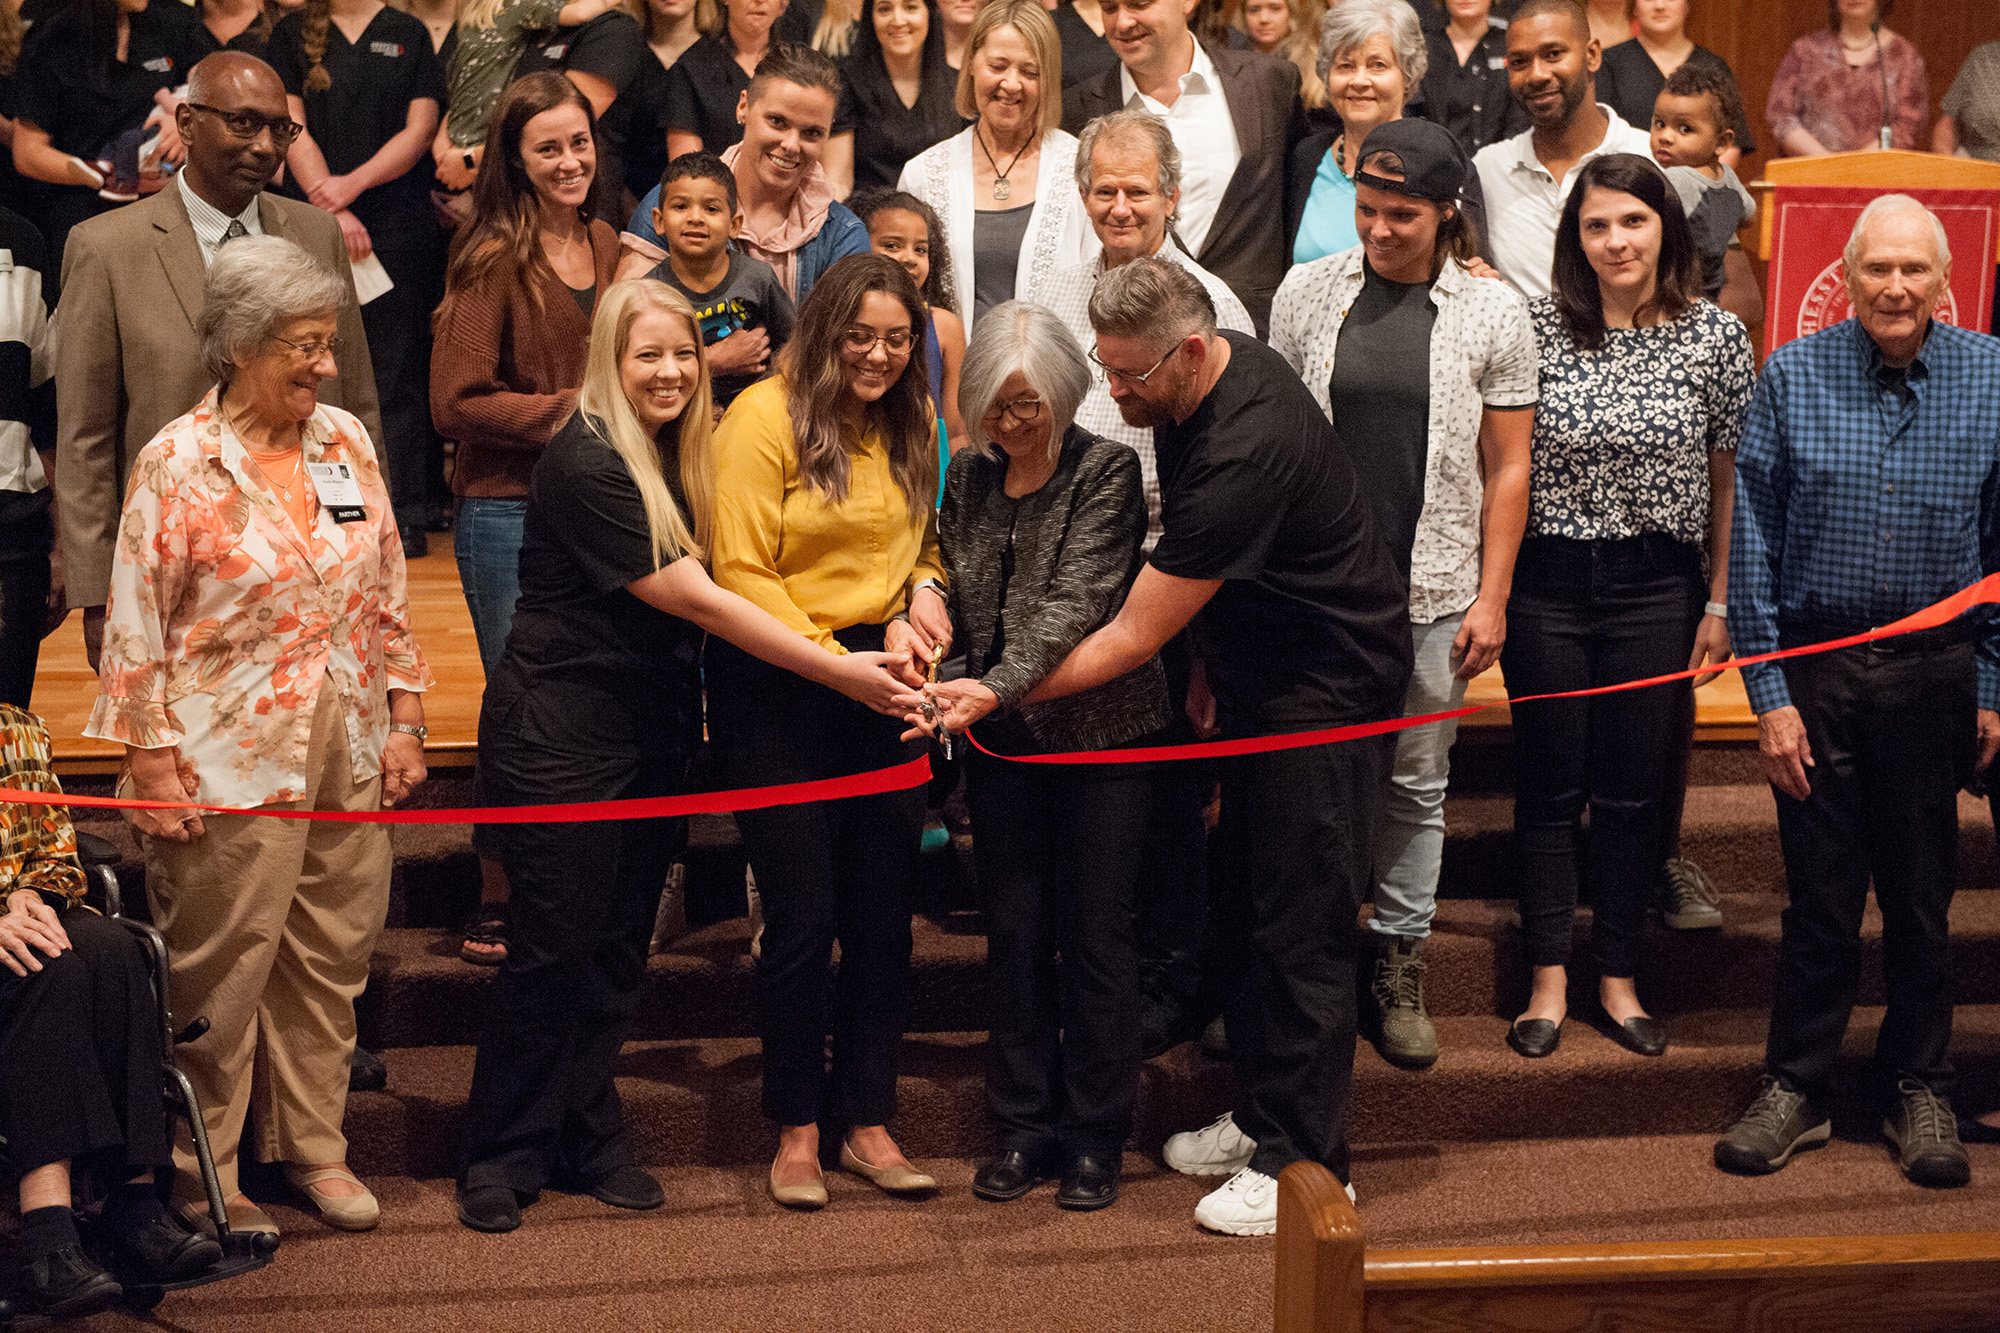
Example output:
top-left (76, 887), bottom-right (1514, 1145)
top-left (1714, 1075), bottom-right (1832, 1175)
top-left (1884, 1077), bottom-right (1971, 1188)
top-left (1661, 857), bottom-right (1723, 929)
top-left (1368, 935), bottom-right (1438, 1069)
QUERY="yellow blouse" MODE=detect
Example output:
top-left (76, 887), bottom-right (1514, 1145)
top-left (711, 377), bottom-right (945, 653)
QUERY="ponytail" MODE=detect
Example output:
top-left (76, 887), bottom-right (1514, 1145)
top-left (302, 0), bottom-right (333, 92)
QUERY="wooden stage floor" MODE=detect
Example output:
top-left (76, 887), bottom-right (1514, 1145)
top-left (30, 547), bottom-right (1757, 773)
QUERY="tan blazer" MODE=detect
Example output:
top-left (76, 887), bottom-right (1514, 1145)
top-left (53, 187), bottom-right (383, 608)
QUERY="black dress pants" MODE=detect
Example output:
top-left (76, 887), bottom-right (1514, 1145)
top-left (462, 669), bottom-right (691, 1193)
top-left (708, 631), bottom-right (925, 1129)
top-left (1502, 535), bottom-right (1704, 977)
top-left (1765, 634), bottom-right (1973, 1103)
top-left (1209, 732), bottom-right (1396, 1184)
top-left (363, 239), bottom-right (449, 534)
top-left (0, 490), bottom-right (53, 709)
top-left (0, 909), bottom-right (169, 1178)
top-left (1135, 633), bottom-right (1213, 1019)
top-left (966, 750), bottom-right (1151, 1161)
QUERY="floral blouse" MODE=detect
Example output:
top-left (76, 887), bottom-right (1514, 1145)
top-left (1766, 29), bottom-right (1929, 154)
top-left (86, 387), bottom-right (433, 809)
top-left (0, 704), bottom-right (86, 909)
top-left (1525, 299), bottom-right (1755, 551)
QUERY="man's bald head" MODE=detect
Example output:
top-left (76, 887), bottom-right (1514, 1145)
top-left (178, 53), bottom-right (295, 217)
top-left (186, 51), bottom-right (287, 106)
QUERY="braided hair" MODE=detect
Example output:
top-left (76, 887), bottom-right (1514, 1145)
top-left (301, 0), bottom-right (334, 92)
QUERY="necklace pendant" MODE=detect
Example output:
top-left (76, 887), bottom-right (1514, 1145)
top-left (993, 176), bottom-right (1011, 202)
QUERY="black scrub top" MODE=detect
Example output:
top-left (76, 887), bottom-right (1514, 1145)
top-left (1053, 3), bottom-right (1117, 89)
top-left (513, 10), bottom-right (645, 202)
top-left (188, 5), bottom-right (272, 60)
top-left (10, 0), bottom-right (207, 157)
top-left (1417, 21), bottom-right (1527, 155)
top-left (836, 36), bottom-right (965, 193)
top-left (269, 6), bottom-right (446, 240)
top-left (663, 32), bottom-right (751, 153)
top-left (1596, 40), bottom-right (1756, 156)
top-left (624, 47), bottom-right (679, 204)
top-left (497, 411), bottom-right (704, 744)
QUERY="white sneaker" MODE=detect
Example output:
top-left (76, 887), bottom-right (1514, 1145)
top-left (1194, 1167), bottom-right (1279, 1236)
top-left (1164, 1112), bottom-right (1256, 1177)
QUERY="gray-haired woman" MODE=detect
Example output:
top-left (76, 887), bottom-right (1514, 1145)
top-left (87, 235), bottom-right (433, 1239)
top-left (901, 299), bottom-right (1167, 1212)
top-left (1284, 0), bottom-right (1426, 264)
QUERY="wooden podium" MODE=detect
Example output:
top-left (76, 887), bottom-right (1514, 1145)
top-left (1749, 150), bottom-right (2000, 355)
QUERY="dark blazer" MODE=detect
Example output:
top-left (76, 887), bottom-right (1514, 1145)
top-left (1062, 42), bottom-right (1304, 335)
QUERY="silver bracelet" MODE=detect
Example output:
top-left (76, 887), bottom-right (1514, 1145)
top-left (1705, 601), bottom-right (1728, 619)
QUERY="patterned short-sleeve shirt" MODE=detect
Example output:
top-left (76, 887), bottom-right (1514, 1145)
top-left (1526, 298), bottom-right (1755, 549)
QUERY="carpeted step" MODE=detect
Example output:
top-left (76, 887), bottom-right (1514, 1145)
top-left (338, 1004), bottom-right (2000, 1179)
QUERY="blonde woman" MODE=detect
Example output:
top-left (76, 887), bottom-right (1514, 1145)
top-left (897, 0), bottom-right (1090, 329)
top-left (456, 279), bottom-right (910, 1234)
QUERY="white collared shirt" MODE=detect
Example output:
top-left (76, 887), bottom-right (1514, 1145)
top-left (1119, 38), bottom-right (1239, 257)
top-left (1025, 239), bottom-right (1256, 549)
top-left (176, 171), bottom-right (264, 268)
top-left (1470, 104), bottom-right (1653, 298)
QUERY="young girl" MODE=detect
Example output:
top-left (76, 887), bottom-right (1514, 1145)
top-left (849, 187), bottom-right (966, 471)
top-left (441, 0), bottom-right (615, 155)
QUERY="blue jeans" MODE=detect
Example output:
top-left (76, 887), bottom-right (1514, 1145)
top-left (455, 496), bottom-right (527, 673)
top-left (1369, 612), bottom-right (1469, 940)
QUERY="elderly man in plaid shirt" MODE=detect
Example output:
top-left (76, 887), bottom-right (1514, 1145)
top-left (1716, 195), bottom-right (2000, 1191)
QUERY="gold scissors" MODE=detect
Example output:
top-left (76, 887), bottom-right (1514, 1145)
top-left (922, 642), bottom-right (953, 760)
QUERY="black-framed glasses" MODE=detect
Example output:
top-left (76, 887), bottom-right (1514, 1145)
top-left (270, 334), bottom-right (342, 362)
top-left (842, 326), bottom-right (915, 356)
top-left (1088, 342), bottom-right (1178, 387)
top-left (984, 395), bottom-right (1044, 426)
top-left (187, 102), bottom-right (303, 146)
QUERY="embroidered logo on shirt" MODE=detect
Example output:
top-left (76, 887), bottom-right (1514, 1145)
top-left (539, 41), bottom-right (569, 59)
top-left (370, 41), bottom-right (405, 56)
top-left (142, 56), bottom-right (174, 72)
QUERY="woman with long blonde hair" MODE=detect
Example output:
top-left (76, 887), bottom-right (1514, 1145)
top-left (456, 279), bottom-right (911, 1235)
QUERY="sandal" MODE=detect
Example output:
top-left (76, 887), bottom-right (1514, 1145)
top-left (461, 906), bottom-right (508, 966)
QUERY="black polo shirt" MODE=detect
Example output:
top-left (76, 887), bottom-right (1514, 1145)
top-left (11, 1), bottom-right (207, 157)
top-left (269, 7), bottom-right (445, 240)
top-left (1149, 332), bottom-right (1412, 732)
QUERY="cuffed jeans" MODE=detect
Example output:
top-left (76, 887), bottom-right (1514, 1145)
top-left (1369, 611), bottom-right (1469, 940)
top-left (454, 496), bottom-right (527, 673)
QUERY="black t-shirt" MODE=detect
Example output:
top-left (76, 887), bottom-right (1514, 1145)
top-left (1417, 22), bottom-right (1526, 155)
top-left (11, 1), bottom-right (208, 157)
top-left (1149, 332), bottom-right (1412, 731)
top-left (1331, 263), bottom-right (1435, 581)
top-left (269, 7), bottom-right (446, 240)
top-left (665, 33), bottom-right (751, 153)
top-left (836, 39), bottom-right (965, 193)
top-left (1597, 41), bottom-right (1756, 155)
top-left (500, 411), bottom-right (704, 734)
top-left (513, 11), bottom-right (645, 201)
top-left (1053, 3), bottom-right (1118, 89)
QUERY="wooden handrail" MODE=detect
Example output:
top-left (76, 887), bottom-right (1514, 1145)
top-left (1275, 1162), bottom-right (1363, 1332)
top-left (1365, 1230), bottom-right (2000, 1288)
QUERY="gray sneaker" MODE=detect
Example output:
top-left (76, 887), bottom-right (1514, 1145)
top-left (1368, 935), bottom-right (1438, 1069)
top-left (1661, 857), bottom-right (1724, 929)
top-left (1884, 1077), bottom-right (1971, 1188)
top-left (1715, 1075), bottom-right (1832, 1175)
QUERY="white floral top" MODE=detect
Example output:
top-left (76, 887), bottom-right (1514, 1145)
top-left (1269, 247), bottom-right (1539, 623)
top-left (86, 387), bottom-right (433, 808)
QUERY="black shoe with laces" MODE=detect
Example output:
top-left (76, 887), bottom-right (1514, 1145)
top-left (1368, 936), bottom-right (1437, 1069)
top-left (1714, 1075), bottom-right (1832, 1175)
top-left (1884, 1077), bottom-right (1971, 1188)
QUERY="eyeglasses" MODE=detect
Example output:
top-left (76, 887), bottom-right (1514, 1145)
top-left (842, 326), bottom-right (915, 356)
top-left (984, 395), bottom-right (1044, 426)
top-left (1089, 343), bottom-right (1178, 387)
top-left (270, 334), bottom-right (342, 362)
top-left (188, 102), bottom-right (303, 146)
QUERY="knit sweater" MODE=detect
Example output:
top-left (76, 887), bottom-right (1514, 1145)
top-left (941, 426), bottom-right (1167, 754)
top-left (430, 220), bottom-right (620, 497)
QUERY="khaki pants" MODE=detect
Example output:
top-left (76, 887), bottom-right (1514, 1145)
top-left (144, 688), bottom-right (390, 1201)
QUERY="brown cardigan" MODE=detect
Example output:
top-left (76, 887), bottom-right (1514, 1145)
top-left (430, 219), bottom-right (620, 498)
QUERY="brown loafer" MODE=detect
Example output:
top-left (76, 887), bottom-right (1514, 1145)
top-left (840, 1142), bottom-right (937, 1195)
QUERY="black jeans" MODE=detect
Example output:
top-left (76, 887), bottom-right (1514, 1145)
top-left (967, 750), bottom-right (1151, 1161)
top-left (0, 910), bottom-right (169, 1179)
top-left (1766, 633), bottom-right (1973, 1103)
top-left (363, 239), bottom-right (449, 536)
top-left (462, 669), bottom-right (691, 1193)
top-left (0, 490), bottom-right (53, 708)
top-left (1503, 535), bottom-right (1704, 978)
top-left (708, 630), bottom-right (925, 1129)
top-left (1209, 732), bottom-right (1395, 1183)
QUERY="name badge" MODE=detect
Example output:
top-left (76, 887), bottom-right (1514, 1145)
top-left (370, 40), bottom-right (405, 56)
top-left (307, 461), bottom-right (368, 523)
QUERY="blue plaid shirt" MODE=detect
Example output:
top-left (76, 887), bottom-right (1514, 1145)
top-left (1731, 318), bottom-right (2000, 714)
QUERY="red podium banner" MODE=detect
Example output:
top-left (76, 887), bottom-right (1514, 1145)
top-left (1764, 184), bottom-right (2000, 359)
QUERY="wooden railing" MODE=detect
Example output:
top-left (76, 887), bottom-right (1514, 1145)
top-left (1275, 1162), bottom-right (2000, 1333)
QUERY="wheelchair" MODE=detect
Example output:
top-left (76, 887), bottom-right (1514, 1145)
top-left (0, 830), bottom-right (277, 1326)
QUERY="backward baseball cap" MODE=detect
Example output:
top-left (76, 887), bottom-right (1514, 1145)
top-left (1354, 118), bottom-right (1471, 206)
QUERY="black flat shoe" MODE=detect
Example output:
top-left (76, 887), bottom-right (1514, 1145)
top-left (587, 1165), bottom-right (665, 1211)
top-left (1507, 1018), bottom-right (1561, 1058)
top-left (19, 1246), bottom-right (122, 1320)
top-left (350, 1046), bottom-right (388, 1093)
top-left (457, 1184), bottom-right (524, 1233)
top-left (106, 1194), bottom-right (224, 1281)
top-left (1056, 1156), bottom-right (1121, 1212)
top-left (1959, 1114), bottom-right (2000, 1145)
top-left (1603, 1012), bottom-right (1668, 1056)
top-left (973, 1150), bottom-right (1049, 1202)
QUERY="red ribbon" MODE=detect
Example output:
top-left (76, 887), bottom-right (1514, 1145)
top-left (9, 574), bottom-right (1998, 820)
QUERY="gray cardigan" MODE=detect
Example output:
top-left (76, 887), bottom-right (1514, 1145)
top-left (940, 426), bottom-right (1168, 753)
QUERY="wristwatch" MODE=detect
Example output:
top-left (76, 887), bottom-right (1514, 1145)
top-left (914, 578), bottom-right (948, 601)
top-left (390, 722), bottom-right (429, 741)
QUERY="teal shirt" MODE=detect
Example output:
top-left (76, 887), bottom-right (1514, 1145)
top-left (1293, 147), bottom-right (1359, 266)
